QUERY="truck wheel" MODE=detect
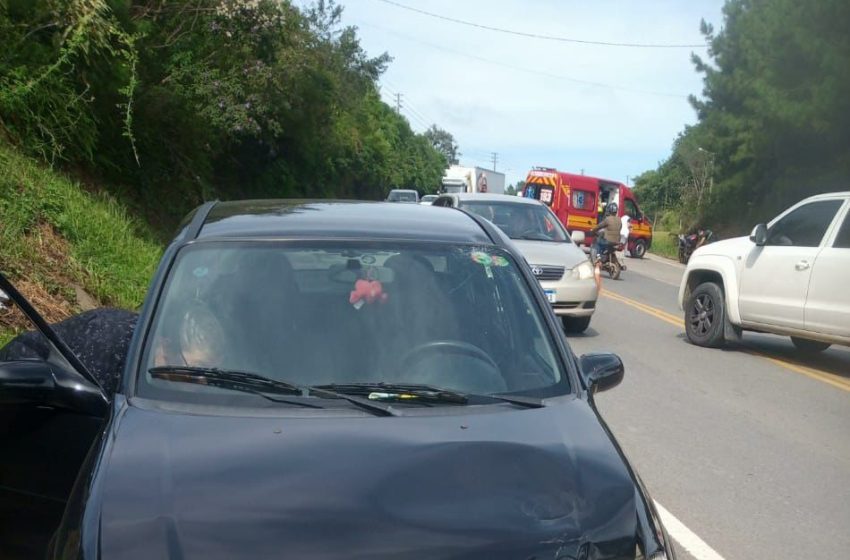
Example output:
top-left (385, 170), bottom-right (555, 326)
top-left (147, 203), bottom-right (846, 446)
top-left (562, 316), bottom-right (591, 334)
top-left (632, 239), bottom-right (647, 259)
top-left (685, 282), bottom-right (726, 348)
top-left (790, 337), bottom-right (831, 353)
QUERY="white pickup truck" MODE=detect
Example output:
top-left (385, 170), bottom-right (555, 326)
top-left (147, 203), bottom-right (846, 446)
top-left (678, 192), bottom-right (850, 352)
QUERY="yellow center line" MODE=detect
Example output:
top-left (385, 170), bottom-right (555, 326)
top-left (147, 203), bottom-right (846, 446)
top-left (601, 289), bottom-right (684, 328)
top-left (600, 289), bottom-right (850, 393)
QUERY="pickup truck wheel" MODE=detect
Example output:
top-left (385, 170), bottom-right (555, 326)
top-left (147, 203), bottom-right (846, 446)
top-left (685, 282), bottom-right (726, 348)
top-left (562, 316), bottom-right (591, 334)
top-left (790, 337), bottom-right (831, 353)
top-left (632, 239), bottom-right (647, 259)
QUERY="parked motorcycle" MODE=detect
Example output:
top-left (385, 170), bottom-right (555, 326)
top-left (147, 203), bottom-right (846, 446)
top-left (678, 229), bottom-right (715, 264)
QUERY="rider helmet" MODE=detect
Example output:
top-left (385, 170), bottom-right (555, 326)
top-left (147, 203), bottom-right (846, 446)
top-left (606, 202), bottom-right (618, 215)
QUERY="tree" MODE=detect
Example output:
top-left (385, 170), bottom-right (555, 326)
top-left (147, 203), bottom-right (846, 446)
top-left (0, 0), bottom-right (451, 230)
top-left (634, 0), bottom-right (850, 235)
top-left (505, 185), bottom-right (516, 196)
top-left (423, 125), bottom-right (459, 165)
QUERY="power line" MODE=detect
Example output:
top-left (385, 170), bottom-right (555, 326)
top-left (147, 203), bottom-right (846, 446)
top-left (383, 78), bottom-right (439, 127)
top-left (357, 20), bottom-right (688, 99)
top-left (381, 85), bottom-right (433, 130)
top-left (374, 0), bottom-right (707, 49)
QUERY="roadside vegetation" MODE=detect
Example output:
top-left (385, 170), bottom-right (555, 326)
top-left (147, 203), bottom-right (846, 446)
top-left (0, 0), bottom-right (452, 232)
top-left (0, 140), bottom-right (161, 344)
top-left (647, 232), bottom-right (678, 261)
top-left (634, 0), bottom-right (850, 237)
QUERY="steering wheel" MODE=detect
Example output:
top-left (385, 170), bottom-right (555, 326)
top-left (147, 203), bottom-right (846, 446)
top-left (400, 340), bottom-right (499, 372)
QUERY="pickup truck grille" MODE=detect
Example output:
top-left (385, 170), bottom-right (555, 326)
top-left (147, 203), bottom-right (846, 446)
top-left (529, 264), bottom-right (565, 281)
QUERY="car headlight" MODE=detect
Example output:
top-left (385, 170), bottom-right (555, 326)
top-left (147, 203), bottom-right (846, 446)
top-left (571, 261), bottom-right (595, 280)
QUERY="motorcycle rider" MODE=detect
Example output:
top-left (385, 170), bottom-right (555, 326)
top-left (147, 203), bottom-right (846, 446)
top-left (696, 227), bottom-right (714, 249)
top-left (591, 202), bottom-right (622, 263)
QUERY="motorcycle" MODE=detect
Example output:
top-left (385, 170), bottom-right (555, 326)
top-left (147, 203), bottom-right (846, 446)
top-left (677, 229), bottom-right (715, 264)
top-left (593, 243), bottom-right (622, 280)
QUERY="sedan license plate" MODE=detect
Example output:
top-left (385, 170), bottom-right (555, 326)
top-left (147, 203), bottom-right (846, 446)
top-left (544, 289), bottom-right (557, 303)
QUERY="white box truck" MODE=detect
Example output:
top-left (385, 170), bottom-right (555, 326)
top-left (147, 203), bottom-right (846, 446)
top-left (441, 165), bottom-right (505, 195)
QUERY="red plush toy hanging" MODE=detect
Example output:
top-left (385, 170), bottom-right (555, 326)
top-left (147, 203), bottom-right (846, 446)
top-left (349, 279), bottom-right (388, 309)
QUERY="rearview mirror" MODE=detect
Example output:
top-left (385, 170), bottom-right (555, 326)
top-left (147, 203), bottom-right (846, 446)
top-left (749, 223), bottom-right (768, 246)
top-left (579, 353), bottom-right (624, 393)
top-left (0, 360), bottom-right (108, 415)
top-left (570, 231), bottom-right (586, 245)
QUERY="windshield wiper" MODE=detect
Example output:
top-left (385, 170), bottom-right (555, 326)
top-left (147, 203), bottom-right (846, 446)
top-left (148, 366), bottom-right (324, 409)
top-left (312, 382), bottom-right (545, 409)
top-left (514, 234), bottom-right (552, 242)
top-left (308, 386), bottom-right (400, 417)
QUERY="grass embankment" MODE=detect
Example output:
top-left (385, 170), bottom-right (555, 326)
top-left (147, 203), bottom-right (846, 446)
top-left (0, 141), bottom-right (163, 345)
top-left (650, 231), bottom-right (679, 261)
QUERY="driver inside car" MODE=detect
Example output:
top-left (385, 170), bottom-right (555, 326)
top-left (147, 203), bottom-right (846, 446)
top-left (510, 208), bottom-right (536, 238)
top-left (153, 301), bottom-right (227, 369)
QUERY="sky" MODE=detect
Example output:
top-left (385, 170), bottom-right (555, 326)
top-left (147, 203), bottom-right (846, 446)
top-left (320, 0), bottom-right (726, 188)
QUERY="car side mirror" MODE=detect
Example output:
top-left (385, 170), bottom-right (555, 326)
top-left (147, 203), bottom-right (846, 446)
top-left (0, 360), bottom-right (108, 416)
top-left (571, 231), bottom-right (586, 245)
top-left (750, 223), bottom-right (768, 246)
top-left (579, 353), bottom-right (624, 393)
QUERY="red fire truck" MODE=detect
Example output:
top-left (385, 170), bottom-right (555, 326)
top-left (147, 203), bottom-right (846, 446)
top-left (521, 168), bottom-right (653, 258)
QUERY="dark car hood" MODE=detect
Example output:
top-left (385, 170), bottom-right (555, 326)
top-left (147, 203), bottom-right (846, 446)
top-left (99, 399), bottom-right (641, 559)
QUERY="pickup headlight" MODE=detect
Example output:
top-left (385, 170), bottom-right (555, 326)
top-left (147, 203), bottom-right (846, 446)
top-left (571, 261), bottom-right (595, 280)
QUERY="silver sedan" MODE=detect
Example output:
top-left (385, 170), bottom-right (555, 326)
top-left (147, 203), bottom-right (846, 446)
top-left (432, 193), bottom-right (599, 333)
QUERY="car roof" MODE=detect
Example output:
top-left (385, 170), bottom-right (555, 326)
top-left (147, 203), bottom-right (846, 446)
top-left (802, 191), bottom-right (850, 201)
top-left (442, 193), bottom-right (542, 205)
top-left (196, 200), bottom-right (494, 244)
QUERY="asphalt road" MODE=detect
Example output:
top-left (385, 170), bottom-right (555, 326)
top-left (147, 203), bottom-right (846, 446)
top-left (567, 254), bottom-right (850, 560)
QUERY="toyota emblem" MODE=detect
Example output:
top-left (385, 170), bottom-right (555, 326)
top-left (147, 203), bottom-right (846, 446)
top-left (531, 266), bottom-right (543, 276)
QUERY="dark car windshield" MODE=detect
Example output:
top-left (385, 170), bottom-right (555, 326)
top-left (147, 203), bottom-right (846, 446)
top-left (463, 201), bottom-right (569, 242)
top-left (138, 241), bottom-right (568, 405)
top-left (387, 191), bottom-right (417, 202)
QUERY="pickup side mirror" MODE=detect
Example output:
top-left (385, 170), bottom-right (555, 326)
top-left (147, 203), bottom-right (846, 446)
top-left (579, 352), bottom-right (624, 393)
top-left (0, 360), bottom-right (108, 416)
top-left (750, 223), bottom-right (768, 246)
top-left (570, 230), bottom-right (586, 245)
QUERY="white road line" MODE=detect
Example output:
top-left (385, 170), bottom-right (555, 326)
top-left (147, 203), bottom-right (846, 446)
top-left (645, 253), bottom-right (685, 269)
top-left (653, 501), bottom-right (726, 560)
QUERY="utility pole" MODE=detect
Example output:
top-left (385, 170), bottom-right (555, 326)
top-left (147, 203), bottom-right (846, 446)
top-left (394, 93), bottom-right (403, 114)
top-left (490, 152), bottom-right (498, 171)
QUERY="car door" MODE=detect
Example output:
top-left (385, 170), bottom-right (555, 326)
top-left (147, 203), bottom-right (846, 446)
top-left (804, 199), bottom-right (850, 336)
top-left (738, 199), bottom-right (845, 329)
top-left (0, 275), bottom-right (108, 559)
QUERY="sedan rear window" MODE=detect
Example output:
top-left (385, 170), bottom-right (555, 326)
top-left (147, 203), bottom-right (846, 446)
top-left (138, 242), bottom-right (568, 404)
top-left (463, 201), bottom-right (569, 243)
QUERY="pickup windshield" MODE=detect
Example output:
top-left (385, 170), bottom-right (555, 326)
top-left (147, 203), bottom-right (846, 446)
top-left (138, 241), bottom-right (568, 405)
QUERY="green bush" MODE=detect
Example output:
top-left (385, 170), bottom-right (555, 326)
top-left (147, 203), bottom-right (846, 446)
top-left (0, 141), bottom-right (162, 310)
top-left (649, 231), bottom-right (679, 261)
